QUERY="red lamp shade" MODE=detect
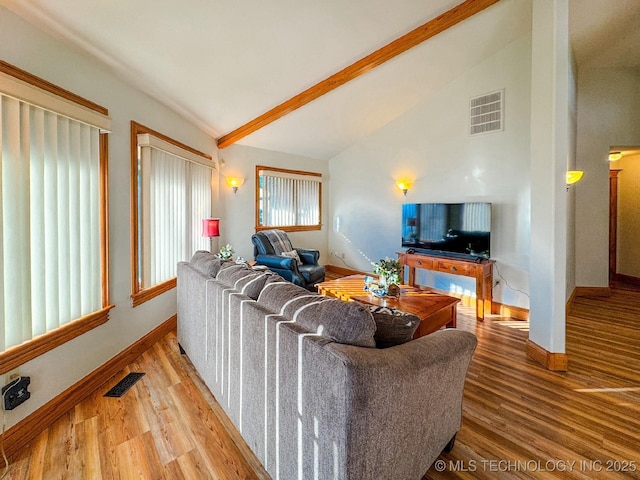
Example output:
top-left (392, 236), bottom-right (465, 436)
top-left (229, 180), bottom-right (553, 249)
top-left (202, 218), bottom-right (220, 237)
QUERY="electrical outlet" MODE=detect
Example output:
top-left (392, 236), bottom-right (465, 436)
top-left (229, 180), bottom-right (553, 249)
top-left (2, 376), bottom-right (31, 410)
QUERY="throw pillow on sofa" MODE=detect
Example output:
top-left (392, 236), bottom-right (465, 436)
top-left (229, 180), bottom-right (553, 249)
top-left (367, 305), bottom-right (421, 348)
top-left (190, 250), bottom-right (222, 277)
top-left (295, 299), bottom-right (377, 348)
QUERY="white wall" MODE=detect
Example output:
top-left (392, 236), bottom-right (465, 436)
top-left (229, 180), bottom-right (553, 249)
top-left (615, 154), bottom-right (640, 278)
top-left (217, 144), bottom-right (329, 263)
top-left (566, 52), bottom-right (578, 298)
top-left (528, 0), bottom-right (570, 355)
top-left (575, 67), bottom-right (640, 286)
top-left (329, 35), bottom-right (532, 308)
top-left (0, 7), bottom-right (216, 429)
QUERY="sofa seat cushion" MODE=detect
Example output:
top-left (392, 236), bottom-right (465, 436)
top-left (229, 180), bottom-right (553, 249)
top-left (367, 305), bottom-right (421, 348)
top-left (189, 250), bottom-right (222, 277)
top-left (216, 263), bottom-right (269, 299)
top-left (259, 276), bottom-right (376, 347)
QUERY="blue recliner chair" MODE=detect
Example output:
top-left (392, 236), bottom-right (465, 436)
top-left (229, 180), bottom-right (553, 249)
top-left (251, 229), bottom-right (325, 290)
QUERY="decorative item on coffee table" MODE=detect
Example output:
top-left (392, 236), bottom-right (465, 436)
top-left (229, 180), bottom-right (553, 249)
top-left (387, 284), bottom-right (401, 297)
top-left (217, 244), bottom-right (235, 261)
top-left (317, 274), bottom-right (460, 338)
top-left (370, 257), bottom-right (402, 297)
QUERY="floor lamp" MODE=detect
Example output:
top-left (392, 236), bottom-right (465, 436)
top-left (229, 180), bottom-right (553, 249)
top-left (202, 218), bottom-right (220, 253)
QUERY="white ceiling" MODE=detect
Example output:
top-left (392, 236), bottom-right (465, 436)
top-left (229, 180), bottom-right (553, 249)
top-left (2, 0), bottom-right (639, 159)
top-left (569, 0), bottom-right (640, 69)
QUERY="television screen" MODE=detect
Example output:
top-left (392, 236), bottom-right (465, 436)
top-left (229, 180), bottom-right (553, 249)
top-left (402, 202), bottom-right (491, 260)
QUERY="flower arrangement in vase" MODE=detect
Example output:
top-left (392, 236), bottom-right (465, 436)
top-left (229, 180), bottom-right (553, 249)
top-left (369, 257), bottom-right (402, 296)
top-left (217, 244), bottom-right (235, 261)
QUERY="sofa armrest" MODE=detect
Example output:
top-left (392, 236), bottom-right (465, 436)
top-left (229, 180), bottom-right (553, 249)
top-left (295, 247), bottom-right (320, 265)
top-left (255, 253), bottom-right (298, 270)
top-left (325, 329), bottom-right (477, 478)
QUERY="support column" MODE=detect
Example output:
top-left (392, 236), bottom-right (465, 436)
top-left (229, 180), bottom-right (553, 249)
top-left (528, 0), bottom-right (570, 370)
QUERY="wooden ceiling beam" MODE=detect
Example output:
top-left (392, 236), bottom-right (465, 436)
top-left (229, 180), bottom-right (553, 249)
top-left (217, 0), bottom-right (500, 149)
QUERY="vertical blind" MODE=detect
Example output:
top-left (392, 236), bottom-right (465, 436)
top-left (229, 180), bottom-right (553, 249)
top-left (259, 170), bottom-right (320, 227)
top-left (401, 203), bottom-right (418, 240)
top-left (419, 203), bottom-right (446, 241)
top-left (462, 202), bottom-right (491, 231)
top-left (190, 163), bottom-right (212, 255)
top-left (139, 144), bottom-right (212, 288)
top-left (0, 95), bottom-right (102, 351)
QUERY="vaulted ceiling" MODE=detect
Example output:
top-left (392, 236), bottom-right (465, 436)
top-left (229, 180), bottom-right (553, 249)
top-left (2, 0), bottom-right (639, 159)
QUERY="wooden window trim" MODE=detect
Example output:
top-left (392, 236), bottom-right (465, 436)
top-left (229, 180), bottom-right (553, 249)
top-left (255, 165), bottom-right (323, 232)
top-left (0, 306), bottom-right (113, 374)
top-left (131, 279), bottom-right (177, 308)
top-left (254, 225), bottom-right (322, 233)
top-left (130, 121), bottom-right (212, 307)
top-left (0, 60), bottom-right (108, 116)
top-left (100, 133), bottom-right (111, 306)
top-left (0, 62), bottom-right (112, 372)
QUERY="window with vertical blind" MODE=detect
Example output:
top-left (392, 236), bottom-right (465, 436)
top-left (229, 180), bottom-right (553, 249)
top-left (255, 166), bottom-right (322, 232)
top-left (131, 122), bottom-right (213, 307)
top-left (0, 61), bottom-right (112, 371)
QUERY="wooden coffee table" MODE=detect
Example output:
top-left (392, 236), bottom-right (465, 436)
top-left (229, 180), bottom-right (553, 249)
top-left (317, 275), bottom-right (459, 338)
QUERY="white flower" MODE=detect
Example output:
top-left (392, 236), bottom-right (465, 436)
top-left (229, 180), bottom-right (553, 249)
top-left (217, 244), bottom-right (235, 260)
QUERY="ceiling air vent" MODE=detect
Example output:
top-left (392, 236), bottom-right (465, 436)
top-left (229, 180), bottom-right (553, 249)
top-left (469, 90), bottom-right (503, 135)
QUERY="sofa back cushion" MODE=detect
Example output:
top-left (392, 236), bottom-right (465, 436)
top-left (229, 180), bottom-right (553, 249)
top-left (190, 250), bottom-right (222, 277)
top-left (258, 277), bottom-right (376, 348)
top-left (216, 263), bottom-right (269, 299)
top-left (258, 276), bottom-right (313, 309)
top-left (295, 299), bottom-right (377, 348)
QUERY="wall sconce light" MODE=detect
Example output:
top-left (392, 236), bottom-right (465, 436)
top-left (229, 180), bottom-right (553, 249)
top-left (226, 177), bottom-right (245, 194)
top-left (396, 180), bottom-right (412, 196)
top-left (566, 170), bottom-right (584, 190)
top-left (608, 151), bottom-right (623, 162)
top-left (202, 217), bottom-right (220, 252)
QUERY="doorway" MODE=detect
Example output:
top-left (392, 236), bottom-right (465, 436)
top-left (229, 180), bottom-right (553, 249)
top-left (608, 147), bottom-right (640, 288)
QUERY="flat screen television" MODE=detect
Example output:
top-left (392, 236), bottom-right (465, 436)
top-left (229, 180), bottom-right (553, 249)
top-left (402, 202), bottom-right (491, 261)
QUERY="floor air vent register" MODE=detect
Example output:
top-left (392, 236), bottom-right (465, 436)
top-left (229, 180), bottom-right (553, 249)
top-left (104, 372), bottom-right (145, 398)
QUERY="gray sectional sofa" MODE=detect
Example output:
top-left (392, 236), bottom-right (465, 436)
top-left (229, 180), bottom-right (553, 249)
top-left (177, 251), bottom-right (477, 480)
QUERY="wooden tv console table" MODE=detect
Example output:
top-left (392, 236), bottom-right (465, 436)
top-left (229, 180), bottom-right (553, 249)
top-left (397, 252), bottom-right (494, 321)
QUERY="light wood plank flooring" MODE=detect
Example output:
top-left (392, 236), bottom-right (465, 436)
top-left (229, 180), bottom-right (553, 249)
top-left (5, 333), bottom-right (270, 480)
top-left (5, 288), bottom-right (640, 479)
top-left (429, 287), bottom-right (640, 479)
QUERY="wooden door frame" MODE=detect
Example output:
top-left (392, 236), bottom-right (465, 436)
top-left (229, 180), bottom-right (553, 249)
top-left (609, 169), bottom-right (621, 283)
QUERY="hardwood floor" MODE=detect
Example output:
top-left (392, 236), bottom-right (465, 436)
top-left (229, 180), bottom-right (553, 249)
top-left (429, 288), bottom-right (640, 480)
top-left (5, 288), bottom-right (640, 479)
top-left (5, 333), bottom-right (270, 480)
